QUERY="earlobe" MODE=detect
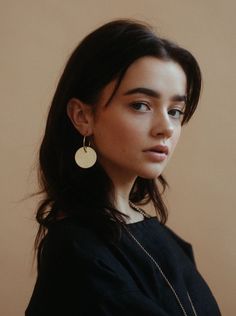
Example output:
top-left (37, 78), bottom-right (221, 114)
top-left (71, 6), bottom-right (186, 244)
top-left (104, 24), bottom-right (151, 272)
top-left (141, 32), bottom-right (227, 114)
top-left (67, 98), bottom-right (93, 135)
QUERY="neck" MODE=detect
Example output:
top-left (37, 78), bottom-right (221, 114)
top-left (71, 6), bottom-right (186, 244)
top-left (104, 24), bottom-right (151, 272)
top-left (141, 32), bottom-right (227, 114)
top-left (109, 178), bottom-right (145, 224)
top-left (98, 161), bottom-right (146, 223)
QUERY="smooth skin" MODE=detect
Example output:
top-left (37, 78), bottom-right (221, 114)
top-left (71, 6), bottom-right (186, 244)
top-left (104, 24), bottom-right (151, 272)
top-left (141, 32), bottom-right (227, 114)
top-left (67, 57), bottom-right (187, 222)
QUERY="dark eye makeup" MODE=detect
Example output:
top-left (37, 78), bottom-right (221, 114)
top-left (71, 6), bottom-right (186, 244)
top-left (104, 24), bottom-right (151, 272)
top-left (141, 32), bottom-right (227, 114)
top-left (129, 102), bottom-right (185, 119)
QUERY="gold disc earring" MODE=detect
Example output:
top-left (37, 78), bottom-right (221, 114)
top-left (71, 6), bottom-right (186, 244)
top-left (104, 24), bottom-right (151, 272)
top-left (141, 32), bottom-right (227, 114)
top-left (74, 135), bottom-right (97, 168)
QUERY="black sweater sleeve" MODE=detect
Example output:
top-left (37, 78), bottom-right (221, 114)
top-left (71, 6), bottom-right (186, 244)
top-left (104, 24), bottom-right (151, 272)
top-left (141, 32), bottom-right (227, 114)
top-left (162, 224), bottom-right (197, 267)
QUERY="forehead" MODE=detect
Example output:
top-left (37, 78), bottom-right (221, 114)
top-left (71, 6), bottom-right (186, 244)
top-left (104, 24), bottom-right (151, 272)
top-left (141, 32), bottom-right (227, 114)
top-left (97, 56), bottom-right (187, 107)
top-left (118, 56), bottom-right (186, 95)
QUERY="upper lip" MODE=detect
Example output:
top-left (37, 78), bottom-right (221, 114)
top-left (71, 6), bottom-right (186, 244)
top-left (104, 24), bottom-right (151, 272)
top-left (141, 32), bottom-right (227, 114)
top-left (144, 144), bottom-right (169, 155)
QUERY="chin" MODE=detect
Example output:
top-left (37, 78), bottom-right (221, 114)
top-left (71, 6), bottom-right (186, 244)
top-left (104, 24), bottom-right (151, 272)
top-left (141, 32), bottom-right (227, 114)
top-left (137, 168), bottom-right (164, 179)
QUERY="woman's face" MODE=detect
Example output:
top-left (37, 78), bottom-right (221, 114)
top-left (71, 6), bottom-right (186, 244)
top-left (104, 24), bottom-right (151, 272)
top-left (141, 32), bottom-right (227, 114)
top-left (91, 56), bottom-right (187, 180)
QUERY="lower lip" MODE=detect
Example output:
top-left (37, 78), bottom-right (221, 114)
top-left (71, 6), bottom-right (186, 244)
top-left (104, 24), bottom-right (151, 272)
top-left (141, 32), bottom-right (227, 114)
top-left (144, 151), bottom-right (167, 162)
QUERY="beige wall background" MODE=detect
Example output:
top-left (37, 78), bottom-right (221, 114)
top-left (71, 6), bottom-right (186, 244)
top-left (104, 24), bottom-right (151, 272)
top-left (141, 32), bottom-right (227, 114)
top-left (1, 0), bottom-right (235, 315)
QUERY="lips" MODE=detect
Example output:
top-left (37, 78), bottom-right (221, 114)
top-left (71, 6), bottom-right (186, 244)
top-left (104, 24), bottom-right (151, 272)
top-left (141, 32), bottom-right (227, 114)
top-left (144, 145), bottom-right (169, 155)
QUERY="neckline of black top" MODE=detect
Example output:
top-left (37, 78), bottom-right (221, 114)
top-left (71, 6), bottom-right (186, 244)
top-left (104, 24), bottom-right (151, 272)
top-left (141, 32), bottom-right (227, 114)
top-left (52, 214), bottom-right (158, 229)
top-left (126, 216), bottom-right (158, 226)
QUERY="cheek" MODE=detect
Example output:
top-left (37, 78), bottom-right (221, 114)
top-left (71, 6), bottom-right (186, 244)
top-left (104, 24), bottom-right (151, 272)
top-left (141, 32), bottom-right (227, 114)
top-left (93, 115), bottom-right (127, 149)
top-left (171, 127), bottom-right (181, 150)
top-left (93, 114), bottom-right (145, 158)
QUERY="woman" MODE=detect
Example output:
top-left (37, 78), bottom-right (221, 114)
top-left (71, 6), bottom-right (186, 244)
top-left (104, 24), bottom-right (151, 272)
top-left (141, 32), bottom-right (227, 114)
top-left (25, 19), bottom-right (221, 315)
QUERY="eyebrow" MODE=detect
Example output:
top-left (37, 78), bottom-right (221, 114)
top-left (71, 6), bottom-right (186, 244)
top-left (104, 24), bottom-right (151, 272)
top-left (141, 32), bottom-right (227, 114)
top-left (124, 87), bottom-right (187, 103)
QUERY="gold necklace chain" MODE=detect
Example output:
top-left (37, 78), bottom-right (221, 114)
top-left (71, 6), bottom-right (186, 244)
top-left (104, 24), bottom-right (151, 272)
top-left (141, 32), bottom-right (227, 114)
top-left (126, 201), bottom-right (198, 316)
top-left (128, 201), bottom-right (153, 218)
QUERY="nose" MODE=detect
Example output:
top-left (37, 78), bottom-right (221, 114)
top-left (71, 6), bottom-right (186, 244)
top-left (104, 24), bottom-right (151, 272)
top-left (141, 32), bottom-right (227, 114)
top-left (151, 111), bottom-right (174, 140)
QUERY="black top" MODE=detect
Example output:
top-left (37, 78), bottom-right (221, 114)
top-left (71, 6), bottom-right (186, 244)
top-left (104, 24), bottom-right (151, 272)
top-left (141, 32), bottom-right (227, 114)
top-left (25, 216), bottom-right (221, 316)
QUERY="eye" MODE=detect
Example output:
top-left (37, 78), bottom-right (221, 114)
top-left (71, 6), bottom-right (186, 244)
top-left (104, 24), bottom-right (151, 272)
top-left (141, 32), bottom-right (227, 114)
top-left (169, 109), bottom-right (185, 119)
top-left (130, 102), bottom-right (151, 112)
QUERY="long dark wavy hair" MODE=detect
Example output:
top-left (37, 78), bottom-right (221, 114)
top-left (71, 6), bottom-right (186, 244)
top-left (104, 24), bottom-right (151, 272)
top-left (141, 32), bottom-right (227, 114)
top-left (33, 19), bottom-right (202, 267)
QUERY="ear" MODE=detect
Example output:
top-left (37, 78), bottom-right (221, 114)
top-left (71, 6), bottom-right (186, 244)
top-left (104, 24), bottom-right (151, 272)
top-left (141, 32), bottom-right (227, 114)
top-left (67, 98), bottom-right (94, 136)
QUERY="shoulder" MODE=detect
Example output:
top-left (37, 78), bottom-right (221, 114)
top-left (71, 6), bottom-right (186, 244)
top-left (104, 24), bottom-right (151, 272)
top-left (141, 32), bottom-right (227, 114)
top-left (38, 218), bottom-right (116, 274)
top-left (44, 217), bottom-right (108, 259)
top-left (39, 218), bottom-right (141, 298)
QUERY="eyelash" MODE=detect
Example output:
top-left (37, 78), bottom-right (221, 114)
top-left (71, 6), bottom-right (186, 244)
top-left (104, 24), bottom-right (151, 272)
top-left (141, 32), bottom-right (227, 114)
top-left (130, 102), bottom-right (185, 118)
top-left (169, 109), bottom-right (185, 119)
top-left (130, 102), bottom-right (150, 112)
